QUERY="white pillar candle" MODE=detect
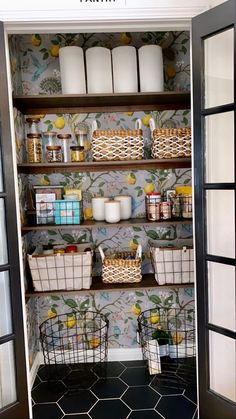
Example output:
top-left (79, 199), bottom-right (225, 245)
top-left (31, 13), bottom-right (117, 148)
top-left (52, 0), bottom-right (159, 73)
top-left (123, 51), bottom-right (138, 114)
top-left (112, 46), bottom-right (138, 93)
top-left (114, 195), bottom-right (132, 220)
top-left (92, 197), bottom-right (109, 221)
top-left (86, 47), bottom-right (113, 94)
top-left (104, 201), bottom-right (121, 223)
top-left (138, 45), bottom-right (164, 92)
top-left (59, 46), bottom-right (86, 94)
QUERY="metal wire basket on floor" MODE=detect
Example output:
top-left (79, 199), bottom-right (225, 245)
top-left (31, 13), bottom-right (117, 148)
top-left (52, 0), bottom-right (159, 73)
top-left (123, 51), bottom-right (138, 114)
top-left (137, 307), bottom-right (196, 389)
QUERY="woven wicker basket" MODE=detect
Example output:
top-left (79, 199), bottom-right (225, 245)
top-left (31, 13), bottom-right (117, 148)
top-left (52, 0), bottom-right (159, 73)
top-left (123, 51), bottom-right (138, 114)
top-left (99, 245), bottom-right (142, 284)
top-left (92, 119), bottom-right (144, 161)
top-left (149, 118), bottom-right (191, 159)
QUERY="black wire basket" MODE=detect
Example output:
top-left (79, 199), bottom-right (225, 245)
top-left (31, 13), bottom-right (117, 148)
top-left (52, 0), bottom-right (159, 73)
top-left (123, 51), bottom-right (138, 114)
top-left (39, 310), bottom-right (109, 391)
top-left (137, 308), bottom-right (196, 389)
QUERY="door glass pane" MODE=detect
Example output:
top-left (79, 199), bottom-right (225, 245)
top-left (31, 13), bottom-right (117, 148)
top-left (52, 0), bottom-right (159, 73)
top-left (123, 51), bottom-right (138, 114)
top-left (205, 111), bottom-right (234, 183)
top-left (0, 271), bottom-right (12, 336)
top-left (206, 189), bottom-right (235, 258)
top-left (204, 28), bottom-right (234, 108)
top-left (0, 148), bottom-right (3, 193)
top-left (208, 262), bottom-right (235, 331)
top-left (0, 199), bottom-right (8, 265)
top-left (0, 340), bottom-right (17, 408)
top-left (209, 331), bottom-right (236, 402)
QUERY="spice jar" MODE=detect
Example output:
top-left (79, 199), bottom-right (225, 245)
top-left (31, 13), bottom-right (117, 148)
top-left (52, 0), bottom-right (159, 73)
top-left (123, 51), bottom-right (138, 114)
top-left (26, 117), bottom-right (41, 135)
top-left (70, 145), bottom-right (85, 162)
top-left (160, 201), bottom-right (172, 220)
top-left (57, 134), bottom-right (71, 163)
top-left (27, 133), bottom-right (42, 163)
top-left (75, 127), bottom-right (90, 160)
top-left (145, 193), bottom-right (161, 221)
top-left (46, 145), bottom-right (63, 163)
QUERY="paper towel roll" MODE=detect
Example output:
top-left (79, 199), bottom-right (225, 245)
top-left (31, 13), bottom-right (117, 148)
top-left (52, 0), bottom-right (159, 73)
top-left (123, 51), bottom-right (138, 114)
top-left (59, 46), bottom-right (86, 94)
top-left (112, 46), bottom-right (138, 93)
top-left (86, 47), bottom-right (113, 94)
top-left (138, 45), bottom-right (164, 92)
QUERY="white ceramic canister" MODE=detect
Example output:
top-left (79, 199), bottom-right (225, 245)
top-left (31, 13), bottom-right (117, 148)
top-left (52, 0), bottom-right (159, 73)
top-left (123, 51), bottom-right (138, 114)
top-left (92, 197), bottom-right (109, 221)
top-left (104, 200), bottom-right (121, 223)
top-left (86, 47), bottom-right (113, 94)
top-left (114, 195), bottom-right (132, 220)
top-left (112, 46), bottom-right (138, 93)
top-left (138, 45), bottom-right (164, 92)
top-left (59, 46), bottom-right (86, 94)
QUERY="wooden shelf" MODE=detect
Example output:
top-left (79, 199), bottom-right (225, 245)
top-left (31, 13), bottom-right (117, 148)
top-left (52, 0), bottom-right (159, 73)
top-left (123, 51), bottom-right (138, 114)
top-left (22, 217), bottom-right (192, 232)
top-left (25, 274), bottom-right (194, 298)
top-left (17, 158), bottom-right (191, 174)
top-left (13, 91), bottom-right (190, 114)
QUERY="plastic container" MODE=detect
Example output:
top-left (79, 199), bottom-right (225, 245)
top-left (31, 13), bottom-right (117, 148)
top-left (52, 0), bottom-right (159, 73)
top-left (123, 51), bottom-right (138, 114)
top-left (57, 134), bottom-right (71, 162)
top-left (46, 145), bottom-right (63, 163)
top-left (27, 133), bottom-right (42, 163)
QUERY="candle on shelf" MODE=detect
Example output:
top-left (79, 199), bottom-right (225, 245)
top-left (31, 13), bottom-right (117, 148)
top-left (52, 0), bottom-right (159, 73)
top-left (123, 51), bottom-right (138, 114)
top-left (114, 195), bottom-right (132, 220)
top-left (112, 46), bottom-right (138, 93)
top-left (104, 201), bottom-right (121, 223)
top-left (92, 197), bottom-right (109, 221)
top-left (86, 47), bottom-right (113, 94)
top-left (138, 45), bottom-right (164, 92)
top-left (59, 46), bottom-right (86, 94)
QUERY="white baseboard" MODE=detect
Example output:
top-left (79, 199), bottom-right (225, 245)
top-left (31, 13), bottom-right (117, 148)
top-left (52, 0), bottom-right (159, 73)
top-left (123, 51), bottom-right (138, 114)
top-left (30, 347), bottom-right (142, 388)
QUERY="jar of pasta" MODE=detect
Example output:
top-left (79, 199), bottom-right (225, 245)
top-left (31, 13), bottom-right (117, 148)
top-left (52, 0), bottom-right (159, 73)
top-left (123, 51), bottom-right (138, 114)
top-left (27, 133), bottom-right (42, 163)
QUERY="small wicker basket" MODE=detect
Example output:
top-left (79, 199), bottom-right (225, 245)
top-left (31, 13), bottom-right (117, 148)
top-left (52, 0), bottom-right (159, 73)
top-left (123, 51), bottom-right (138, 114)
top-left (99, 245), bottom-right (142, 284)
top-left (92, 119), bottom-right (144, 161)
top-left (149, 118), bottom-right (191, 159)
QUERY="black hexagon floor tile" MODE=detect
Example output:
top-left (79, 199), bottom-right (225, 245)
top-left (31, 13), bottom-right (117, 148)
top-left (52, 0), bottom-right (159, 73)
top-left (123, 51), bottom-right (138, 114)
top-left (122, 386), bottom-right (160, 410)
top-left (32, 403), bottom-right (63, 419)
top-left (37, 364), bottom-right (71, 381)
top-left (128, 410), bottom-right (164, 419)
top-left (93, 361), bottom-right (125, 377)
top-left (32, 375), bottom-right (41, 389)
top-left (91, 377), bottom-right (127, 398)
top-left (90, 399), bottom-right (130, 419)
top-left (58, 390), bottom-right (97, 414)
top-left (121, 360), bottom-right (147, 368)
top-left (184, 385), bottom-right (197, 404)
top-left (63, 415), bottom-right (90, 418)
top-left (120, 366), bottom-right (151, 386)
top-left (150, 372), bottom-right (186, 396)
top-left (32, 381), bottom-right (66, 403)
top-left (156, 394), bottom-right (196, 419)
top-left (63, 368), bottom-right (97, 390)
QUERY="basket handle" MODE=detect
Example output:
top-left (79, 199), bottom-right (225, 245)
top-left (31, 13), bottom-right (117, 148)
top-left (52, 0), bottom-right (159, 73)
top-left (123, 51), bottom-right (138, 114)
top-left (92, 120), bottom-right (98, 133)
top-left (135, 244), bottom-right (142, 259)
top-left (98, 245), bottom-right (105, 262)
top-left (149, 117), bottom-right (156, 132)
top-left (135, 118), bottom-right (142, 130)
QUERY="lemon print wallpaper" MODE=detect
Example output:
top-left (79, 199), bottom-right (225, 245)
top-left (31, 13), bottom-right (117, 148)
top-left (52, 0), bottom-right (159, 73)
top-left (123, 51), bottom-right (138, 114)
top-left (10, 31), bottom-right (194, 367)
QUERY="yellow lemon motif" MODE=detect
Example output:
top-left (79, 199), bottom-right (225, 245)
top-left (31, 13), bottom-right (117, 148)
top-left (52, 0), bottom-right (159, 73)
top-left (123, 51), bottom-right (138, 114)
top-left (120, 32), bottom-right (132, 45)
top-left (54, 116), bottom-right (65, 130)
top-left (150, 313), bottom-right (160, 324)
top-left (84, 207), bottom-right (93, 220)
top-left (124, 111), bottom-right (134, 117)
top-left (144, 183), bottom-right (155, 194)
top-left (172, 332), bottom-right (183, 345)
top-left (31, 34), bottom-right (42, 47)
top-left (48, 308), bottom-right (57, 319)
top-left (166, 65), bottom-right (176, 79)
top-left (127, 172), bottom-right (136, 185)
top-left (89, 337), bottom-right (101, 349)
top-left (50, 44), bottom-right (60, 57)
top-left (131, 304), bottom-right (141, 316)
top-left (129, 239), bottom-right (138, 251)
top-left (142, 114), bottom-right (152, 127)
top-left (65, 315), bottom-right (76, 329)
top-left (40, 175), bottom-right (50, 186)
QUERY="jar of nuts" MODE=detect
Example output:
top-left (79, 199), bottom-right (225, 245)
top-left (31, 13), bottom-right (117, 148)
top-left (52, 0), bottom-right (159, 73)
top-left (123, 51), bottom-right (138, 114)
top-left (46, 145), bottom-right (63, 163)
top-left (27, 133), bottom-right (42, 163)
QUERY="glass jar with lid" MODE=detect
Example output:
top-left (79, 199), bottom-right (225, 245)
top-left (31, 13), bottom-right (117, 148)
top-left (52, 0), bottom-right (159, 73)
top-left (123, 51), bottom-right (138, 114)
top-left (26, 117), bottom-right (41, 135)
top-left (46, 145), bottom-right (63, 163)
top-left (75, 127), bottom-right (90, 160)
top-left (42, 131), bottom-right (57, 162)
top-left (70, 145), bottom-right (85, 162)
top-left (27, 133), bottom-right (42, 163)
top-left (57, 134), bottom-right (71, 163)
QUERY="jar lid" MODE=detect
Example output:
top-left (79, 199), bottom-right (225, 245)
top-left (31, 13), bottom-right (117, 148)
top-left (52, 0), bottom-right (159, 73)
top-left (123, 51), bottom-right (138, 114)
top-left (27, 133), bottom-right (42, 138)
top-left (57, 134), bottom-right (72, 139)
top-left (26, 117), bottom-right (40, 123)
top-left (66, 245), bottom-right (78, 253)
top-left (70, 146), bottom-right (84, 150)
top-left (43, 131), bottom-right (57, 136)
top-left (47, 145), bottom-right (61, 150)
top-left (75, 128), bottom-right (88, 135)
top-left (146, 192), bottom-right (161, 196)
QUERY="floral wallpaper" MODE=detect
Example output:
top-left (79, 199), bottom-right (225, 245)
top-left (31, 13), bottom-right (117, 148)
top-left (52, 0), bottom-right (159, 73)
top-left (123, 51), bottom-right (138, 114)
top-left (10, 30), bottom-right (194, 369)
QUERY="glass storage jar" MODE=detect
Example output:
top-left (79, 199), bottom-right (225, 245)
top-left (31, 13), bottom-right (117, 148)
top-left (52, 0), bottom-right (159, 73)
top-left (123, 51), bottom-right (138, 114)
top-left (70, 145), bottom-right (85, 162)
top-left (27, 133), bottom-right (42, 163)
top-left (57, 134), bottom-right (71, 163)
top-left (42, 131), bottom-right (57, 161)
top-left (75, 127), bottom-right (90, 160)
top-left (26, 117), bottom-right (41, 135)
top-left (46, 145), bottom-right (63, 163)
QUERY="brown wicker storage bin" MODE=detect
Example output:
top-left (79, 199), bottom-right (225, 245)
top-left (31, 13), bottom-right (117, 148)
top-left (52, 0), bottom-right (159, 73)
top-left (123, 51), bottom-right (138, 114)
top-left (99, 245), bottom-right (142, 284)
top-left (92, 119), bottom-right (144, 161)
top-left (149, 118), bottom-right (191, 159)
